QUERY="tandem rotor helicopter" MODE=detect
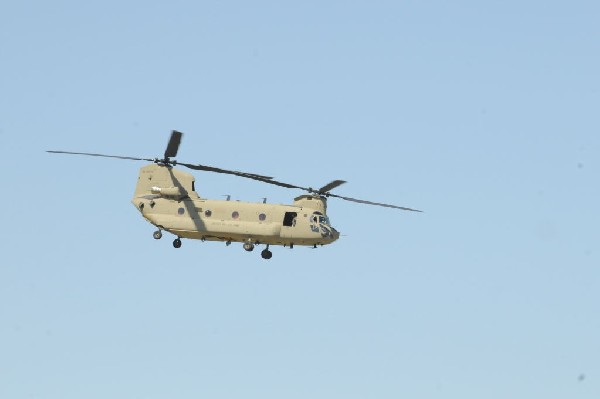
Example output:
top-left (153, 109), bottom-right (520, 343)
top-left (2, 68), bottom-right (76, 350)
top-left (48, 131), bottom-right (421, 259)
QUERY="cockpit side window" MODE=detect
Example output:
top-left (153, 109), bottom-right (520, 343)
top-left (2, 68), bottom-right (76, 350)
top-left (319, 216), bottom-right (330, 226)
top-left (311, 211), bottom-right (330, 226)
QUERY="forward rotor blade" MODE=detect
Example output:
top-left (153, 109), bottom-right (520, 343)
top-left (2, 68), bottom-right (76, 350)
top-left (253, 176), bottom-right (422, 211)
top-left (244, 175), bottom-right (310, 191)
top-left (164, 130), bottom-right (183, 159)
top-left (46, 150), bottom-right (154, 162)
top-left (319, 180), bottom-right (346, 193)
top-left (178, 163), bottom-right (421, 211)
top-left (327, 192), bottom-right (423, 212)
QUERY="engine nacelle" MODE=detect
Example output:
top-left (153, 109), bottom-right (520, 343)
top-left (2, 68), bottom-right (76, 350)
top-left (151, 186), bottom-right (185, 197)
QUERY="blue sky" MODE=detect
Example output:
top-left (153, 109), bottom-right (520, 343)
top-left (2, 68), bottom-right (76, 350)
top-left (1, 1), bottom-right (599, 398)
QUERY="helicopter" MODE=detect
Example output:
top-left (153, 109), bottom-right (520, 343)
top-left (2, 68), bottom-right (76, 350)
top-left (48, 131), bottom-right (421, 259)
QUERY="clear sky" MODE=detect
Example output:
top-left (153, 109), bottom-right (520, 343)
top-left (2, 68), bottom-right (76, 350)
top-left (1, 1), bottom-right (599, 398)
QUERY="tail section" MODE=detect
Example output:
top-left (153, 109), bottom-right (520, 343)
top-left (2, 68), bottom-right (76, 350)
top-left (133, 164), bottom-right (199, 199)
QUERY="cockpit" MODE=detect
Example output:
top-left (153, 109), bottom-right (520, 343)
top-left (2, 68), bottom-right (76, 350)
top-left (311, 211), bottom-right (338, 241)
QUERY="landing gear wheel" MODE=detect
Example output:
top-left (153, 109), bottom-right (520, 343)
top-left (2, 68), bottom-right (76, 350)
top-left (153, 230), bottom-right (163, 240)
top-left (173, 238), bottom-right (182, 248)
top-left (243, 242), bottom-right (255, 252)
top-left (261, 249), bottom-right (273, 259)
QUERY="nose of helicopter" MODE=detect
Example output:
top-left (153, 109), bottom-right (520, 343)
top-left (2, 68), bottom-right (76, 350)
top-left (330, 226), bottom-right (340, 241)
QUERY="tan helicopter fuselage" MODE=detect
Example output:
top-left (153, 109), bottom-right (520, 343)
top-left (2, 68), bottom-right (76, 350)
top-left (131, 164), bottom-right (340, 247)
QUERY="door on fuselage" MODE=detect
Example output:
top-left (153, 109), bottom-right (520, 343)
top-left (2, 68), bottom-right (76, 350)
top-left (280, 211), bottom-right (297, 238)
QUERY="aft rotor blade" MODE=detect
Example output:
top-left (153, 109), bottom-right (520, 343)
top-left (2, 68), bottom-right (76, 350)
top-left (179, 162), bottom-right (311, 190)
top-left (327, 192), bottom-right (423, 212)
top-left (46, 150), bottom-right (154, 162)
top-left (178, 162), bottom-right (275, 181)
top-left (164, 130), bottom-right (183, 159)
top-left (319, 180), bottom-right (346, 193)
